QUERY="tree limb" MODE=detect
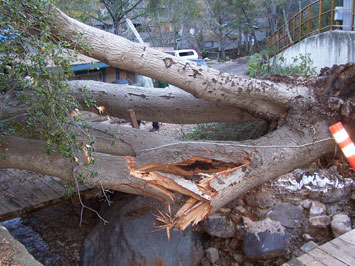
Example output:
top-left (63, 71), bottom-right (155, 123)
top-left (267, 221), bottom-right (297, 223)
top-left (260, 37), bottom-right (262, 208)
top-left (50, 7), bottom-right (315, 120)
top-left (68, 80), bottom-right (258, 124)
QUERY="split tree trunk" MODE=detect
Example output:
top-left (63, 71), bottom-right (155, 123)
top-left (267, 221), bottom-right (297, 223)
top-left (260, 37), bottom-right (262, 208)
top-left (1, 6), bottom-right (354, 229)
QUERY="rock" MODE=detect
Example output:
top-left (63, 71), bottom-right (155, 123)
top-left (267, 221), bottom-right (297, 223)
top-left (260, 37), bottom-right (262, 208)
top-left (201, 214), bottom-right (236, 238)
top-left (251, 207), bottom-right (269, 218)
top-left (0, 225), bottom-right (43, 266)
top-left (228, 238), bottom-right (240, 250)
top-left (275, 168), bottom-right (353, 203)
top-left (233, 253), bottom-right (245, 264)
top-left (234, 199), bottom-right (245, 206)
top-left (326, 203), bottom-right (343, 216)
top-left (331, 213), bottom-right (352, 237)
top-left (302, 233), bottom-right (313, 241)
top-left (217, 207), bottom-right (232, 214)
top-left (309, 215), bottom-right (331, 228)
top-left (245, 190), bottom-right (275, 209)
top-left (205, 247), bottom-right (219, 264)
top-left (300, 241), bottom-right (318, 252)
top-left (267, 202), bottom-right (303, 228)
top-left (309, 201), bottom-right (326, 217)
top-left (319, 176), bottom-right (353, 203)
top-left (200, 257), bottom-right (211, 266)
top-left (300, 199), bottom-right (312, 209)
top-left (82, 196), bottom-right (204, 266)
top-left (242, 218), bottom-right (291, 260)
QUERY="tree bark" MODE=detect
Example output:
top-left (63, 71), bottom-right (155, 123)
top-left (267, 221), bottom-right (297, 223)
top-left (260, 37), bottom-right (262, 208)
top-left (68, 80), bottom-right (257, 124)
top-left (50, 7), bottom-right (314, 120)
top-left (2, 5), bottom-right (354, 229)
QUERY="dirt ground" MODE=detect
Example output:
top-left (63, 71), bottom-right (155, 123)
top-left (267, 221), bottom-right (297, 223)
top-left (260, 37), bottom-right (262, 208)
top-left (209, 58), bottom-right (249, 76)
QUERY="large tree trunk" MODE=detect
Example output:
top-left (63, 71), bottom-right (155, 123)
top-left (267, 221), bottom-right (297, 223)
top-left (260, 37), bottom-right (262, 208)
top-left (1, 6), bottom-right (354, 229)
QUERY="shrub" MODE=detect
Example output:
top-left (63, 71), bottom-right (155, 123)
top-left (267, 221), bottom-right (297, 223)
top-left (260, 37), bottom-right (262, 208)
top-left (246, 52), bottom-right (317, 78)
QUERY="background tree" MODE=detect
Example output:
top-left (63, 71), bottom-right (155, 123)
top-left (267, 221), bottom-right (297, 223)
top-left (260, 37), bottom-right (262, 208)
top-left (53, 0), bottom-right (102, 24)
top-left (98, 0), bottom-right (145, 35)
top-left (144, 0), bottom-right (201, 49)
top-left (204, 0), bottom-right (239, 60)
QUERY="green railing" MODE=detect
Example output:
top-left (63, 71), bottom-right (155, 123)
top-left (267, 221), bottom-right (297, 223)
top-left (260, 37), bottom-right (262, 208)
top-left (269, 0), bottom-right (355, 55)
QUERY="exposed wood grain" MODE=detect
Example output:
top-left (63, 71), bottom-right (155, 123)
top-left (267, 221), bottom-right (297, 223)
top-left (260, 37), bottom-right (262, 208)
top-left (331, 238), bottom-right (355, 259)
top-left (128, 109), bottom-right (139, 129)
top-left (295, 253), bottom-right (325, 266)
top-left (319, 242), bottom-right (355, 265)
top-left (339, 229), bottom-right (355, 246)
top-left (307, 246), bottom-right (347, 265)
top-left (283, 229), bottom-right (355, 266)
top-left (283, 258), bottom-right (306, 266)
top-left (0, 169), bottom-right (92, 222)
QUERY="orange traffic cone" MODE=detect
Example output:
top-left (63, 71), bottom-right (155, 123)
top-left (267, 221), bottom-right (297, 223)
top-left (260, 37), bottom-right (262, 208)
top-left (329, 122), bottom-right (355, 171)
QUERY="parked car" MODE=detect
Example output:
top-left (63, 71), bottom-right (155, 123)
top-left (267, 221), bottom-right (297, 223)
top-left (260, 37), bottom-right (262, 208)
top-left (189, 58), bottom-right (207, 66)
top-left (164, 49), bottom-right (198, 60)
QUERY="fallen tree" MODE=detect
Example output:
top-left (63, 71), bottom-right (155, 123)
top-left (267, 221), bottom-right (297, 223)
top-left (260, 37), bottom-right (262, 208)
top-left (1, 3), bottom-right (354, 229)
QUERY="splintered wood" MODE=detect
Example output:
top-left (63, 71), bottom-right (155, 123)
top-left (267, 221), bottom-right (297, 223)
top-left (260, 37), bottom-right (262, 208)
top-left (125, 155), bottom-right (250, 230)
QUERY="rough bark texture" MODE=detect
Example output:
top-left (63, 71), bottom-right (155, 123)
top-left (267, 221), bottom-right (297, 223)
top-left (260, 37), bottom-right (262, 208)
top-left (1, 6), bottom-right (354, 229)
top-left (69, 80), bottom-right (257, 124)
top-left (51, 8), bottom-right (314, 120)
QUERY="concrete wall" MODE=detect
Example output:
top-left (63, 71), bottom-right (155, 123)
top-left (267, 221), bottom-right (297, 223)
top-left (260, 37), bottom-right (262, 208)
top-left (272, 31), bottom-right (355, 73)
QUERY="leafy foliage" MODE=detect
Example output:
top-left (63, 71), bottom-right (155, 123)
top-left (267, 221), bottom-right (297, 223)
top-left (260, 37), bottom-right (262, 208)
top-left (246, 52), bottom-right (317, 78)
top-left (53, 0), bottom-right (102, 24)
top-left (0, 0), bottom-right (92, 161)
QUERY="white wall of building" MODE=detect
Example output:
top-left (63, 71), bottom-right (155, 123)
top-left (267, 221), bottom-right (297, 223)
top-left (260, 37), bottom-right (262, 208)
top-left (272, 31), bottom-right (355, 73)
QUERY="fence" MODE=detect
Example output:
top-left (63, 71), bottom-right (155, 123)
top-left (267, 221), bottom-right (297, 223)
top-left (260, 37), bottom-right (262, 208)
top-left (269, 0), bottom-right (355, 55)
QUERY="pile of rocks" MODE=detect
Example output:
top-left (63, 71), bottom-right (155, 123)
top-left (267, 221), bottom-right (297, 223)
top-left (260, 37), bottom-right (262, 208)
top-left (81, 167), bottom-right (354, 266)
top-left (199, 167), bottom-right (354, 265)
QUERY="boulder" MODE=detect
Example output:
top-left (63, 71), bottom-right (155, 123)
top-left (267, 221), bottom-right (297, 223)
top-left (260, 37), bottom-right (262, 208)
top-left (267, 202), bottom-right (303, 229)
top-left (309, 201), bottom-right (326, 217)
top-left (205, 247), bottom-right (219, 264)
top-left (245, 190), bottom-right (275, 209)
top-left (309, 215), bottom-right (331, 228)
top-left (201, 214), bottom-right (236, 238)
top-left (242, 218), bottom-right (291, 260)
top-left (275, 168), bottom-right (353, 203)
top-left (331, 213), bottom-right (352, 237)
top-left (300, 199), bottom-right (312, 209)
top-left (300, 241), bottom-right (318, 252)
top-left (326, 203), bottom-right (343, 216)
top-left (82, 196), bottom-right (204, 266)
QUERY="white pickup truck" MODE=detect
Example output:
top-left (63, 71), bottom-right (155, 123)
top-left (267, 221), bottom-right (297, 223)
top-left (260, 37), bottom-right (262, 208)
top-left (164, 49), bottom-right (198, 60)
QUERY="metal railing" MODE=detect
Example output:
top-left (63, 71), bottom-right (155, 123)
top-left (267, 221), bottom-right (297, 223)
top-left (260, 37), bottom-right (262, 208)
top-left (269, 0), bottom-right (355, 55)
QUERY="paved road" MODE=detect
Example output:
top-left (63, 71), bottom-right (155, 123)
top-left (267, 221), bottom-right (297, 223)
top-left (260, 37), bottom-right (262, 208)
top-left (210, 58), bottom-right (249, 76)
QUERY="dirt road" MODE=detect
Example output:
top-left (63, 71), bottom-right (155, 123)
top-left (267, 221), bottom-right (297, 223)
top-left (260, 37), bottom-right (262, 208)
top-left (210, 58), bottom-right (249, 76)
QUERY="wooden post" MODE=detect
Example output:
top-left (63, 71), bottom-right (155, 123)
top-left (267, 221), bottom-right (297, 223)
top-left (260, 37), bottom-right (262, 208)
top-left (330, 0), bottom-right (335, 30)
top-left (128, 109), bottom-right (139, 129)
top-left (307, 5), bottom-right (311, 36)
top-left (351, 0), bottom-right (355, 30)
top-left (319, 0), bottom-right (323, 33)
top-left (300, 9), bottom-right (304, 38)
top-left (293, 16), bottom-right (297, 41)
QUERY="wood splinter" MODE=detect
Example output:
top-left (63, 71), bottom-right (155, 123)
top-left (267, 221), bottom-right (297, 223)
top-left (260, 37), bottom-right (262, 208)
top-left (128, 109), bottom-right (139, 129)
top-left (125, 155), bottom-right (250, 230)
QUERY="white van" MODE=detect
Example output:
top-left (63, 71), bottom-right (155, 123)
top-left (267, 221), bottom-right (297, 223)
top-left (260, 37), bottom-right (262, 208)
top-left (164, 49), bottom-right (198, 59)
